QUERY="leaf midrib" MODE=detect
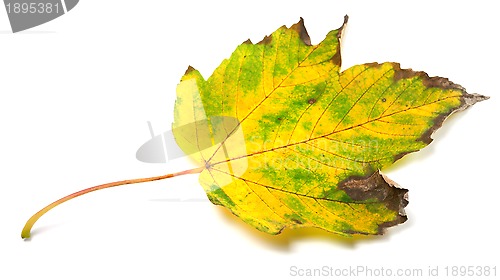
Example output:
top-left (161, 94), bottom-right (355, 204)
top-left (208, 95), bottom-right (460, 168)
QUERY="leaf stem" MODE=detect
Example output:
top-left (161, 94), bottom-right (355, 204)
top-left (21, 167), bottom-right (205, 239)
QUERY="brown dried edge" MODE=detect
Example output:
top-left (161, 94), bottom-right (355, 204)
top-left (338, 171), bottom-right (408, 235)
top-left (184, 65), bottom-right (196, 75)
top-left (256, 15), bottom-right (349, 68)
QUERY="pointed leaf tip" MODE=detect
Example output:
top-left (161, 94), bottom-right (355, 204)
top-left (343, 15), bottom-right (349, 25)
top-left (338, 15), bottom-right (349, 38)
top-left (290, 17), bottom-right (311, 46)
top-left (184, 66), bottom-right (196, 75)
top-left (257, 35), bottom-right (272, 45)
top-left (330, 16), bottom-right (349, 67)
top-left (460, 93), bottom-right (489, 111)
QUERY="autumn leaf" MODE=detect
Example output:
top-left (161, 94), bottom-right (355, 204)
top-left (21, 16), bottom-right (487, 239)
top-left (171, 16), bottom-right (487, 235)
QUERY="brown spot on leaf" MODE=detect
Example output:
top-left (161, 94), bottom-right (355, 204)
top-left (377, 216), bottom-right (408, 235)
top-left (460, 93), bottom-right (489, 110)
top-left (337, 15), bottom-right (349, 41)
top-left (392, 63), bottom-right (422, 81)
top-left (184, 65), bottom-right (196, 75)
top-left (339, 172), bottom-right (407, 207)
top-left (290, 17), bottom-right (311, 46)
top-left (392, 63), bottom-right (468, 91)
top-left (365, 62), bottom-right (383, 68)
top-left (392, 62), bottom-right (470, 92)
top-left (393, 151), bottom-right (410, 162)
top-left (338, 172), bottom-right (408, 234)
top-left (423, 76), bottom-right (464, 91)
top-left (332, 51), bottom-right (342, 67)
top-left (330, 15), bottom-right (349, 67)
top-left (258, 35), bottom-right (273, 45)
top-left (417, 112), bottom-right (449, 144)
top-left (308, 98), bottom-right (316, 104)
top-left (242, 38), bottom-right (253, 45)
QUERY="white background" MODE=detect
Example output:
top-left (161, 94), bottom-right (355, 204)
top-left (1, 1), bottom-right (498, 279)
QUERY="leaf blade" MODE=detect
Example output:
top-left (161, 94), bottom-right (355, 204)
top-left (173, 18), bottom-right (487, 236)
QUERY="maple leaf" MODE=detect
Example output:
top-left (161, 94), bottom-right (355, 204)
top-left (21, 16), bottom-right (487, 239)
top-left (172, 16), bottom-right (487, 235)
